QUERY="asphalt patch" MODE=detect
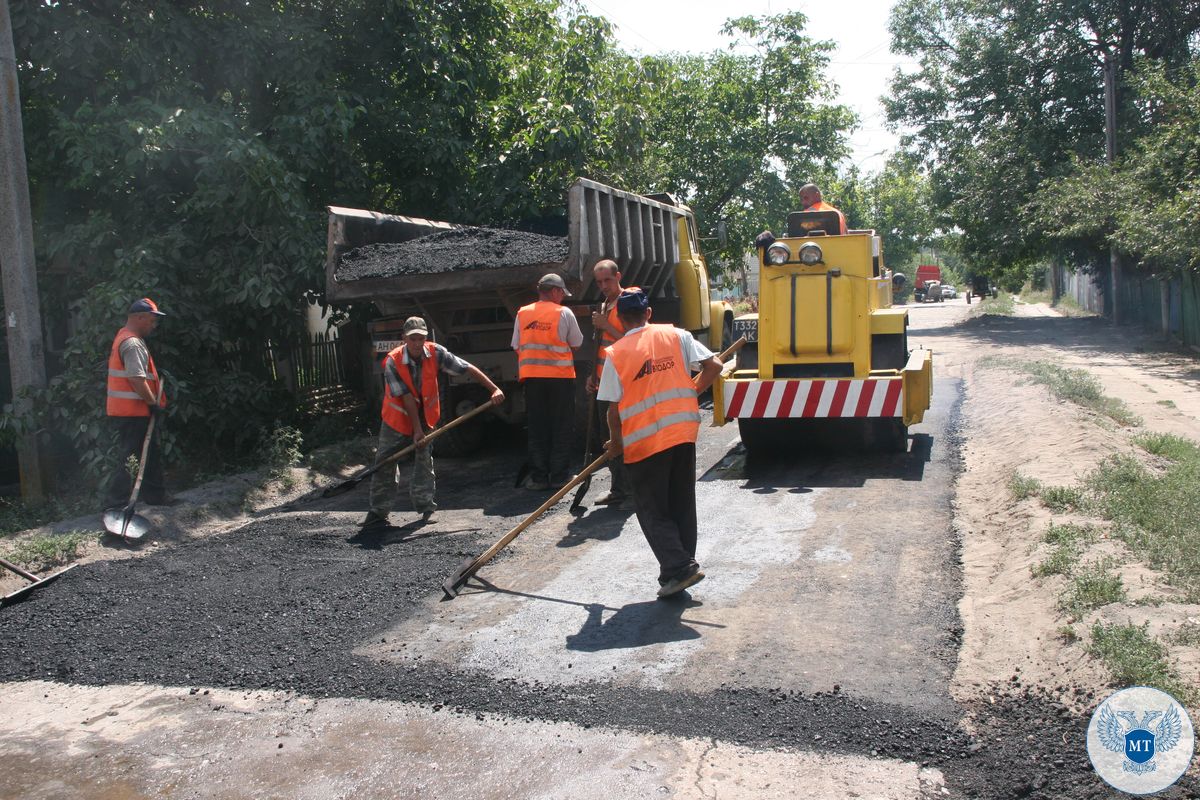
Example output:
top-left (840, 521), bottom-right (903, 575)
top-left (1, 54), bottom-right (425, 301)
top-left (335, 226), bottom-right (568, 282)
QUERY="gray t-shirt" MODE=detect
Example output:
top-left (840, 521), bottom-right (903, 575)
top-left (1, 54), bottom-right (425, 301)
top-left (118, 336), bottom-right (150, 378)
top-left (510, 305), bottom-right (584, 350)
top-left (385, 343), bottom-right (469, 397)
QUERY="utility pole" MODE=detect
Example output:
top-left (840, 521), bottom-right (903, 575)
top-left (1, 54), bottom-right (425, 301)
top-left (1104, 52), bottom-right (1122, 325)
top-left (0, 0), bottom-right (48, 500)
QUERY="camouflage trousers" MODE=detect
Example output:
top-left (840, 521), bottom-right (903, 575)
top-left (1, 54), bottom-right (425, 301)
top-left (368, 422), bottom-right (436, 518)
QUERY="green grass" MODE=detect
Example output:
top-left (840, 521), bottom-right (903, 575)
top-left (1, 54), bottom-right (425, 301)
top-left (1170, 622), bottom-right (1200, 647)
top-left (978, 292), bottom-right (1015, 315)
top-left (1040, 485), bottom-right (1088, 513)
top-left (4, 530), bottom-right (95, 570)
top-left (0, 495), bottom-right (93, 539)
top-left (1088, 622), bottom-right (1192, 701)
top-left (1062, 558), bottom-right (1126, 616)
top-left (1009, 472), bottom-right (1042, 500)
top-left (1019, 284), bottom-right (1053, 305)
top-left (1157, 399), bottom-right (1177, 409)
top-left (1084, 440), bottom-right (1200, 597)
top-left (980, 358), bottom-right (1141, 427)
top-left (1034, 524), bottom-right (1096, 577)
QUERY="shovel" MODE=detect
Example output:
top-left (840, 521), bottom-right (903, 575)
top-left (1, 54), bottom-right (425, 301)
top-left (322, 401), bottom-right (494, 498)
top-left (442, 450), bottom-right (613, 599)
top-left (0, 557), bottom-right (78, 607)
top-left (103, 384), bottom-right (164, 543)
top-left (570, 325), bottom-right (606, 511)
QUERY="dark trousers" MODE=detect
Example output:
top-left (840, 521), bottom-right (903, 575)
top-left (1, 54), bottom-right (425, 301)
top-left (626, 442), bottom-right (699, 582)
top-left (597, 400), bottom-right (629, 496)
top-left (104, 416), bottom-right (166, 507)
top-left (524, 377), bottom-right (576, 482)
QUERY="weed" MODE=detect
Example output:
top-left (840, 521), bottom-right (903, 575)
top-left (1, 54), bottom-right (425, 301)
top-left (1156, 399), bottom-right (1177, 409)
top-left (1034, 526), bottom-right (1095, 579)
top-left (4, 530), bottom-right (94, 570)
top-left (1009, 472), bottom-right (1042, 500)
top-left (1059, 625), bottom-right (1079, 643)
top-left (1044, 523), bottom-right (1097, 547)
top-left (1134, 432), bottom-right (1197, 462)
top-left (980, 358), bottom-right (1141, 427)
top-left (1086, 447), bottom-right (1200, 597)
top-left (260, 424), bottom-right (303, 480)
top-left (1040, 485), bottom-right (1087, 513)
top-left (1050, 295), bottom-right (1096, 318)
top-left (0, 494), bottom-right (92, 539)
top-left (1034, 546), bottom-right (1078, 578)
top-left (979, 293), bottom-right (1015, 315)
top-left (1088, 622), bottom-right (1191, 701)
top-left (1062, 558), bottom-right (1125, 616)
top-left (1170, 622), bottom-right (1200, 647)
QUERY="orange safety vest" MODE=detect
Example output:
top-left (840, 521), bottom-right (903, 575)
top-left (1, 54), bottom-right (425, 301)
top-left (609, 324), bottom-right (701, 464)
top-left (106, 327), bottom-right (165, 417)
top-left (516, 301), bottom-right (575, 380)
top-left (805, 201), bottom-right (848, 234)
top-left (380, 343), bottom-right (441, 436)
top-left (594, 301), bottom-right (628, 378)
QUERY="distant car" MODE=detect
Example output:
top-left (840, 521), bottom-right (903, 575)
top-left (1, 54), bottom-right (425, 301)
top-left (940, 284), bottom-right (957, 299)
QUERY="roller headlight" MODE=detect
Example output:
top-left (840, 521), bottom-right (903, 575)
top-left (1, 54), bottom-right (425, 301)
top-left (766, 242), bottom-right (790, 265)
top-left (799, 242), bottom-right (824, 265)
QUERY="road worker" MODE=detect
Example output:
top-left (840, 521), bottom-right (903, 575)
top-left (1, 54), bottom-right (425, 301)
top-left (104, 298), bottom-right (171, 511)
top-left (598, 288), bottom-right (723, 598)
top-left (360, 316), bottom-right (504, 531)
top-left (512, 273), bottom-right (583, 490)
top-left (798, 183), bottom-right (848, 234)
top-left (585, 259), bottom-right (633, 507)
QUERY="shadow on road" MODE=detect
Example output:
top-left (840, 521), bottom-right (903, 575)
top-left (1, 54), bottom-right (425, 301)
top-left (566, 597), bottom-right (702, 652)
top-left (557, 505), bottom-right (631, 548)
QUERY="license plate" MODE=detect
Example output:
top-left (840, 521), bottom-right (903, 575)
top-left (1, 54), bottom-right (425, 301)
top-left (374, 340), bottom-right (404, 353)
top-left (732, 320), bottom-right (758, 343)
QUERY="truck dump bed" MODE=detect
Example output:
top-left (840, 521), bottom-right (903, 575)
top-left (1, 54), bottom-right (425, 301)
top-left (325, 178), bottom-right (688, 309)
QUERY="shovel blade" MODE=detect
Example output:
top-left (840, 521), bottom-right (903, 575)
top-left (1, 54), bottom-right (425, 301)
top-left (103, 509), bottom-right (152, 541)
top-left (441, 555), bottom-right (479, 600)
top-left (321, 479), bottom-right (360, 499)
top-left (1, 564), bottom-right (78, 607)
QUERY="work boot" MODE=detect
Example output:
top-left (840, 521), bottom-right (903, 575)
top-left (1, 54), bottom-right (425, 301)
top-left (657, 567), bottom-right (705, 598)
top-left (419, 507), bottom-right (435, 522)
top-left (359, 512), bottom-right (389, 531)
top-left (521, 475), bottom-right (550, 491)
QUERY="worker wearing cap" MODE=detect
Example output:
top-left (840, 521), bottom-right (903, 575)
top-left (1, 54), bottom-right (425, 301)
top-left (585, 259), bottom-right (633, 507)
top-left (104, 298), bottom-right (170, 510)
top-left (799, 183), bottom-right (848, 235)
top-left (598, 289), bottom-right (723, 598)
top-left (361, 316), bottom-right (504, 531)
top-left (512, 273), bottom-right (583, 490)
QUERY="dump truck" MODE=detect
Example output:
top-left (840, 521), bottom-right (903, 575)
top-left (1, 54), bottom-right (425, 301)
top-left (714, 209), bottom-right (933, 453)
top-left (326, 178), bottom-right (734, 453)
top-left (914, 264), bottom-right (943, 303)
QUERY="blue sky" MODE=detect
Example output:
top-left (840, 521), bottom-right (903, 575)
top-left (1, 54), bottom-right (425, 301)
top-left (578, 0), bottom-right (913, 173)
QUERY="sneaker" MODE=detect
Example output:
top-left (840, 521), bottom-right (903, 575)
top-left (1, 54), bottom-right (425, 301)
top-left (520, 475), bottom-right (550, 491)
top-left (657, 568), bottom-right (705, 598)
top-left (595, 492), bottom-right (627, 506)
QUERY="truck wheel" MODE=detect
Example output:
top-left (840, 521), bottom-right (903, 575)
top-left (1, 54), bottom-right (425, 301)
top-left (737, 418), bottom-right (775, 455)
top-left (867, 419), bottom-right (908, 453)
top-left (435, 389), bottom-right (487, 456)
top-left (736, 343), bottom-right (759, 372)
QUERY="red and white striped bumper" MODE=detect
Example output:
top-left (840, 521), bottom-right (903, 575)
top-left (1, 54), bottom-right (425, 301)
top-left (723, 378), bottom-right (904, 419)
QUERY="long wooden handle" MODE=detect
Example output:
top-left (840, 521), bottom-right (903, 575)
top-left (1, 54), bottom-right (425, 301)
top-left (463, 451), bottom-right (613, 574)
top-left (717, 337), bottom-right (747, 363)
top-left (128, 382), bottom-right (165, 506)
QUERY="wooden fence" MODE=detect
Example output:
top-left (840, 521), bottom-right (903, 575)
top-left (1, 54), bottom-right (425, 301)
top-left (1055, 264), bottom-right (1200, 351)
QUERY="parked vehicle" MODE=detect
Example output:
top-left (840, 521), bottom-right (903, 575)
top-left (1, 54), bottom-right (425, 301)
top-left (914, 264), bottom-right (943, 303)
top-left (940, 284), bottom-right (957, 299)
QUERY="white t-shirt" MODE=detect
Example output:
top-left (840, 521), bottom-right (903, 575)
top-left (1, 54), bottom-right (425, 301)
top-left (596, 326), bottom-right (715, 403)
top-left (510, 305), bottom-right (584, 350)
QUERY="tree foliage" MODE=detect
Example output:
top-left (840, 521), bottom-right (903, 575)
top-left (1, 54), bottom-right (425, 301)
top-left (885, 0), bottom-right (1200, 281)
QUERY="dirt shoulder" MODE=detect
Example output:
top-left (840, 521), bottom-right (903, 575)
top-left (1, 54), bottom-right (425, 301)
top-left (930, 301), bottom-right (1200, 711)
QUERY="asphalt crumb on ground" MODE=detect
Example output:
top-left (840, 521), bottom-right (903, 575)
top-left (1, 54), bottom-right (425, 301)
top-left (3, 511), bottom-right (1193, 799)
top-left (335, 226), bottom-right (568, 282)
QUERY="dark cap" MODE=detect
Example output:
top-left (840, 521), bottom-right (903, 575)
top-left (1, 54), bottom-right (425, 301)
top-left (537, 273), bottom-right (571, 296)
top-left (129, 297), bottom-right (166, 316)
top-left (616, 288), bottom-right (650, 314)
top-left (403, 316), bottom-right (429, 336)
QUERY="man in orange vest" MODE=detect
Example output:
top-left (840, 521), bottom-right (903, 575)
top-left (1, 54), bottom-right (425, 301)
top-left (799, 183), bottom-right (848, 234)
top-left (585, 259), bottom-right (632, 507)
top-left (361, 316), bottom-right (504, 531)
top-left (598, 289), bottom-right (723, 598)
top-left (511, 273), bottom-right (583, 490)
top-left (104, 298), bottom-right (170, 510)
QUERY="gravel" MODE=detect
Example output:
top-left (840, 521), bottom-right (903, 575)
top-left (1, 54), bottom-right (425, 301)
top-left (335, 227), bottom-right (569, 282)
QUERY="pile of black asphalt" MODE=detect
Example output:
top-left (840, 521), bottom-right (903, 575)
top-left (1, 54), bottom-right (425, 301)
top-left (335, 226), bottom-right (569, 282)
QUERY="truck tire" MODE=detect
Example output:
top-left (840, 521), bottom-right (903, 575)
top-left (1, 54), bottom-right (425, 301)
top-left (867, 419), bottom-right (909, 453)
top-left (736, 343), bottom-right (759, 372)
top-left (435, 387), bottom-right (488, 456)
